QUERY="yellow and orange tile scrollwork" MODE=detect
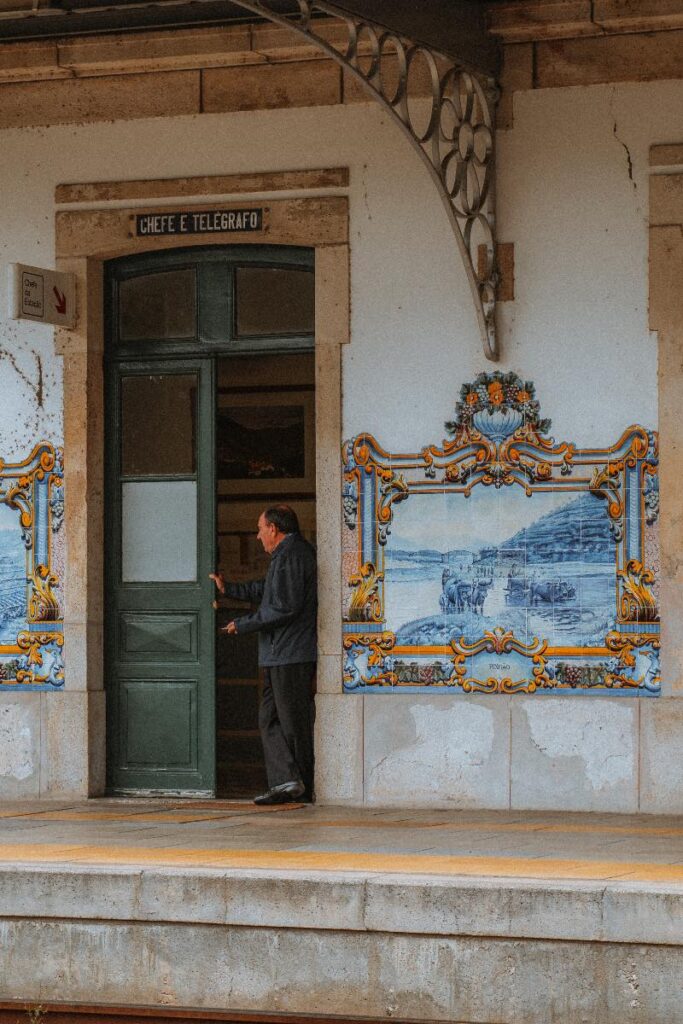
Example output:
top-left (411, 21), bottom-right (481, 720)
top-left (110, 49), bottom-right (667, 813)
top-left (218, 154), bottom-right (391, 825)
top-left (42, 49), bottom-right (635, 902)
top-left (0, 443), bottom-right (64, 689)
top-left (342, 371), bottom-right (659, 695)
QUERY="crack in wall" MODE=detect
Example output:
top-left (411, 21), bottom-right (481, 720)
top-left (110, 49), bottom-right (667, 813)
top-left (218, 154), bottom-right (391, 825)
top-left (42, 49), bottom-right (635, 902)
top-left (0, 349), bottom-right (44, 409)
top-left (610, 88), bottom-right (637, 193)
top-left (588, 0), bottom-right (608, 36)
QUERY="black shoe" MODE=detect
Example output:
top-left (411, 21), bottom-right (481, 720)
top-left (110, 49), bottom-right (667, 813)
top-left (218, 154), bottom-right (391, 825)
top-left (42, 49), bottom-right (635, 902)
top-left (253, 780), bottom-right (305, 805)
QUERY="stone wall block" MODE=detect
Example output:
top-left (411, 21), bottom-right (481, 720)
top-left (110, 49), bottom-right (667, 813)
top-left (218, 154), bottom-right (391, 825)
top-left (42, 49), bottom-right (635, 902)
top-left (5, 918), bottom-right (683, 1021)
top-left (659, 580), bottom-right (683, 695)
top-left (365, 875), bottom-right (605, 942)
top-left (593, 0), bottom-right (683, 34)
top-left (222, 873), bottom-right (365, 931)
top-left (0, 694), bottom-right (41, 798)
top-left (0, 40), bottom-right (68, 83)
top-left (41, 690), bottom-right (104, 796)
top-left (203, 61), bottom-right (341, 113)
top-left (0, 866), bottom-right (140, 921)
top-left (0, 70), bottom-right (200, 129)
top-left (639, 697), bottom-right (683, 812)
top-left (536, 30), bottom-right (683, 88)
top-left (314, 692), bottom-right (363, 804)
top-left (487, 2), bottom-right (598, 42)
top-left (511, 698), bottom-right (639, 812)
top-left (498, 42), bottom-right (534, 128)
top-left (364, 696), bottom-right (511, 808)
top-left (316, 653), bottom-right (343, 694)
top-left (57, 25), bottom-right (252, 77)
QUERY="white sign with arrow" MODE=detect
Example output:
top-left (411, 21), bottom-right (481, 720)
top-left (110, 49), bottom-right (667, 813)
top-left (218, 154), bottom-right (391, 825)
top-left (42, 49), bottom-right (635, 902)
top-left (8, 263), bottom-right (76, 329)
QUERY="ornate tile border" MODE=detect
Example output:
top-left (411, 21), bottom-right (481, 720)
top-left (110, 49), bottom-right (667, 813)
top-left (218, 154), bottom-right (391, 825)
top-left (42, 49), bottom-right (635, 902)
top-left (342, 372), bottom-right (659, 695)
top-left (0, 444), bottom-right (64, 689)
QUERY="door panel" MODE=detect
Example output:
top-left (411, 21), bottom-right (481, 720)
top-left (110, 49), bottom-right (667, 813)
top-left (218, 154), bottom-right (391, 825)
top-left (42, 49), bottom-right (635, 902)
top-left (106, 358), bottom-right (215, 794)
top-left (119, 613), bottom-right (198, 660)
top-left (121, 680), bottom-right (197, 769)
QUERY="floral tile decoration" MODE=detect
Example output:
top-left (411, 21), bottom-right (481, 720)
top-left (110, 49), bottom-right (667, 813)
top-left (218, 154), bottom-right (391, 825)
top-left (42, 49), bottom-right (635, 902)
top-left (342, 373), bottom-right (660, 695)
top-left (0, 444), bottom-right (64, 689)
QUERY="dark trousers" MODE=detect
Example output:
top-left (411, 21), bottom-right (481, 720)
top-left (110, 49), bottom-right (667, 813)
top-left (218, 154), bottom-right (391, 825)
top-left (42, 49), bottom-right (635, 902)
top-left (259, 662), bottom-right (316, 799)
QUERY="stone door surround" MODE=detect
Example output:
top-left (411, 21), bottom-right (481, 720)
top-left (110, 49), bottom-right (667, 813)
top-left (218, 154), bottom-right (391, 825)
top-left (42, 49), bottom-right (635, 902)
top-left (53, 167), bottom-right (349, 795)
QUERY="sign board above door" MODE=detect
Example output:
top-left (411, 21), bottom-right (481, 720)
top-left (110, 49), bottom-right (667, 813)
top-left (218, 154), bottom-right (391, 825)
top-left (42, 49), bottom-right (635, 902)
top-left (8, 263), bottom-right (76, 329)
top-left (136, 208), bottom-right (264, 237)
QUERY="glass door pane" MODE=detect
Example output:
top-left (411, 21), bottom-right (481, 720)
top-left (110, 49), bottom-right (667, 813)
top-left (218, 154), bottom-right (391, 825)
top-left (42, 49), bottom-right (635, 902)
top-left (120, 371), bottom-right (198, 584)
top-left (122, 480), bottom-right (197, 582)
top-left (121, 373), bottom-right (196, 476)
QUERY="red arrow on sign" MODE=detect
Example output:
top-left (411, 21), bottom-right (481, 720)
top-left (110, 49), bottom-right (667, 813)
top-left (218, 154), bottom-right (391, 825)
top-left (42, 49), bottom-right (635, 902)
top-left (53, 286), bottom-right (67, 315)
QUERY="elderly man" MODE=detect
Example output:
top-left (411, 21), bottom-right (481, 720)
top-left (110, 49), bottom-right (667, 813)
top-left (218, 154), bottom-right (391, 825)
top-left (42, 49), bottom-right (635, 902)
top-left (211, 504), bottom-right (317, 805)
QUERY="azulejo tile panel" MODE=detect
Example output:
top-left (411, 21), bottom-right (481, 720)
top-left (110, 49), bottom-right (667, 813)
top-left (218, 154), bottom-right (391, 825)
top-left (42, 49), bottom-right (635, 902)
top-left (0, 443), bottom-right (64, 690)
top-left (342, 372), bottom-right (659, 696)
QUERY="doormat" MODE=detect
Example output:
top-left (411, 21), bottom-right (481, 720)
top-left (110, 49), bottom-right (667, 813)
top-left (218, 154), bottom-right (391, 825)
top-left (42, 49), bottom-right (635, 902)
top-left (169, 801), bottom-right (306, 812)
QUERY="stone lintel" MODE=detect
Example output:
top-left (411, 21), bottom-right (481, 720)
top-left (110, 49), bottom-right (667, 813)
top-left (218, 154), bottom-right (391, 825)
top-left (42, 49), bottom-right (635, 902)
top-left (55, 196), bottom-right (349, 260)
top-left (56, 167), bottom-right (349, 206)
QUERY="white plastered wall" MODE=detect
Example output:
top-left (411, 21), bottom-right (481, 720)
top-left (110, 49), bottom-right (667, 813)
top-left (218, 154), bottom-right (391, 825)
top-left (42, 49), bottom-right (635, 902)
top-left (0, 77), bottom-right (681, 807)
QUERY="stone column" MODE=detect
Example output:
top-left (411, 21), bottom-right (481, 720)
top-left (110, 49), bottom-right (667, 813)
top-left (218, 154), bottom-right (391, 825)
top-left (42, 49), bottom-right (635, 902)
top-left (641, 145), bottom-right (683, 811)
top-left (51, 256), bottom-right (106, 796)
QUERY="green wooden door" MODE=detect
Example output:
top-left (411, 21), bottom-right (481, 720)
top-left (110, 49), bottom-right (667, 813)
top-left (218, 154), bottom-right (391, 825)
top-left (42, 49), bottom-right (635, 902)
top-left (104, 246), bottom-right (314, 796)
top-left (105, 359), bottom-right (216, 794)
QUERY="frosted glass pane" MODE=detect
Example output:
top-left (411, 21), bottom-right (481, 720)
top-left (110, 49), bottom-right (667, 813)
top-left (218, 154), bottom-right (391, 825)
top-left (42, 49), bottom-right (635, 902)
top-left (122, 481), bottom-right (197, 582)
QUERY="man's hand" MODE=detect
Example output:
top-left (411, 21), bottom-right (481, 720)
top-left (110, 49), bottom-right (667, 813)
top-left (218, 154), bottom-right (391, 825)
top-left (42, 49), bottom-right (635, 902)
top-left (209, 572), bottom-right (226, 595)
top-left (222, 621), bottom-right (238, 635)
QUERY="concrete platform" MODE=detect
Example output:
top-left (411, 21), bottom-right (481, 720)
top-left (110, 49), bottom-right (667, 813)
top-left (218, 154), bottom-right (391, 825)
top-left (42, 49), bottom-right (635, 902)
top-left (0, 801), bottom-right (681, 1023)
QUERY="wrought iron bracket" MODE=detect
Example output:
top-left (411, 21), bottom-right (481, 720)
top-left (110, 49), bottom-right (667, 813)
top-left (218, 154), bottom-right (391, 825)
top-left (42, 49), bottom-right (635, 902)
top-left (229, 0), bottom-right (501, 360)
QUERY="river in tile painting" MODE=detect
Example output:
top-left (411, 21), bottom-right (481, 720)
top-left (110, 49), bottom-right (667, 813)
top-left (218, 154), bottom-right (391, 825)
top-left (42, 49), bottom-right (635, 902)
top-left (385, 489), bottom-right (617, 648)
top-left (0, 504), bottom-right (26, 644)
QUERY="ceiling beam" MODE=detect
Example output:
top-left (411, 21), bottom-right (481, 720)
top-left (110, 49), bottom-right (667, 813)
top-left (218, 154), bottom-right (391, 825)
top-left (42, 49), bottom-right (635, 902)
top-left (328, 0), bottom-right (500, 76)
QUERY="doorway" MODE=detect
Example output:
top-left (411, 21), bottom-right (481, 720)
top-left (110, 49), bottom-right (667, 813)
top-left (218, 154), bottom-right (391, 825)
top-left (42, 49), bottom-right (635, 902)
top-left (215, 352), bottom-right (315, 797)
top-left (104, 247), bottom-right (315, 796)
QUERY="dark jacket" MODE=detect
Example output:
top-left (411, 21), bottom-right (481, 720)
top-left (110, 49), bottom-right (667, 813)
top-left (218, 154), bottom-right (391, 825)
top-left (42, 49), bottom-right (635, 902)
top-left (225, 532), bottom-right (317, 667)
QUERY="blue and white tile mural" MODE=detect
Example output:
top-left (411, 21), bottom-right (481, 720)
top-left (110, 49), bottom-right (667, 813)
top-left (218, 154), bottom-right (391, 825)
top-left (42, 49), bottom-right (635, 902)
top-left (0, 502), bottom-right (28, 646)
top-left (342, 373), bottom-right (659, 695)
top-left (0, 444), bottom-right (64, 689)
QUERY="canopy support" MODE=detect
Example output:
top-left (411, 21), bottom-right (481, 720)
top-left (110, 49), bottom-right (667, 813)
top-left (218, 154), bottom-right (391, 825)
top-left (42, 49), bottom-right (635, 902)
top-left (232, 0), bottom-right (501, 360)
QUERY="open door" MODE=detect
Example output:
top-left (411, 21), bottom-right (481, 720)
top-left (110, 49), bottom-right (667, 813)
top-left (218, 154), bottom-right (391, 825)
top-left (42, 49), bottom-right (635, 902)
top-left (105, 360), bottom-right (216, 795)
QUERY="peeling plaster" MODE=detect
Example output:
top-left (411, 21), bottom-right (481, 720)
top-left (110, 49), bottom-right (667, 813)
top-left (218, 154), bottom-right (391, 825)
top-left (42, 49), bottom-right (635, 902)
top-left (523, 701), bottom-right (634, 789)
top-left (367, 703), bottom-right (497, 800)
top-left (0, 704), bottom-right (36, 781)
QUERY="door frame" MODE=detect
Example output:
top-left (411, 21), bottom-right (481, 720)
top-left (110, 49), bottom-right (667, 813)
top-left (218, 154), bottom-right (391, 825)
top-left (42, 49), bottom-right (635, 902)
top-left (103, 246), bottom-right (315, 795)
top-left (53, 175), bottom-right (349, 797)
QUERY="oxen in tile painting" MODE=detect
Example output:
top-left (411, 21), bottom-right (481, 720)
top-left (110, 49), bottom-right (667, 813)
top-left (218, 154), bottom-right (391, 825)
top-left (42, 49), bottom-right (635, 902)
top-left (342, 373), bottom-right (660, 695)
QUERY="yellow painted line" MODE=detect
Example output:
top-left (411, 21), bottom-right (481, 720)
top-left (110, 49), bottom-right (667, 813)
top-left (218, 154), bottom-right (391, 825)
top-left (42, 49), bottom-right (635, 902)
top-left (304, 819), bottom-right (683, 839)
top-left (0, 842), bottom-right (681, 883)
top-left (23, 811), bottom-right (250, 823)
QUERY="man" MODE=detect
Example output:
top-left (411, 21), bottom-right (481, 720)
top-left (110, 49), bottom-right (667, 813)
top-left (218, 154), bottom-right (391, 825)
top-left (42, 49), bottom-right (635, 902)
top-left (211, 505), bottom-right (317, 805)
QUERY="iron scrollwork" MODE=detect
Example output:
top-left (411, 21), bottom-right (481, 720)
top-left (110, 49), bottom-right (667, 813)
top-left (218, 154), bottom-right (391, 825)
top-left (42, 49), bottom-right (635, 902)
top-left (228, 0), bottom-right (500, 360)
